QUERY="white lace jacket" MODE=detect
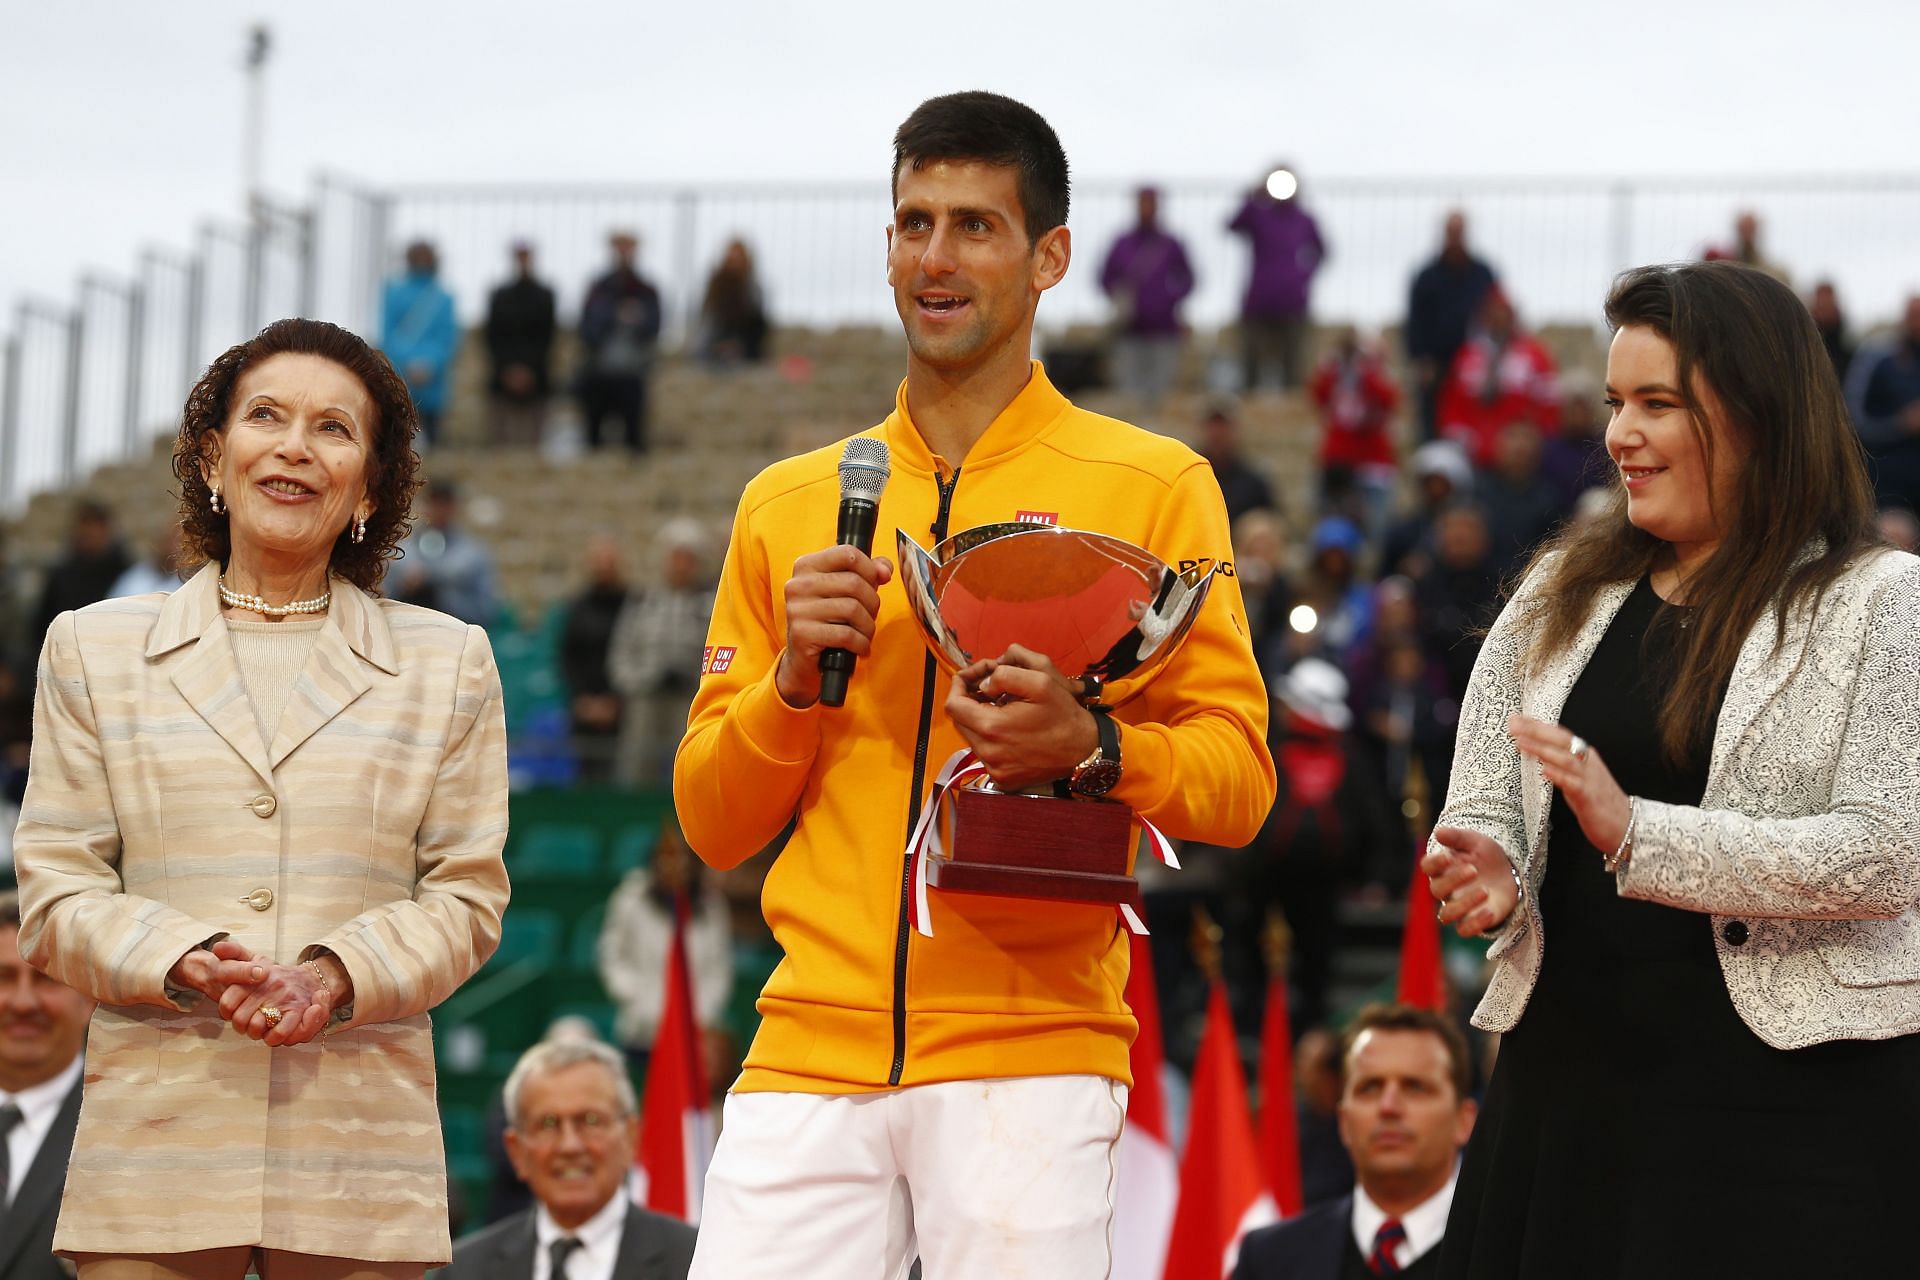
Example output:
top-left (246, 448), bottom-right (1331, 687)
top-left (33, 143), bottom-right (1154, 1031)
top-left (1438, 546), bottom-right (1920, 1049)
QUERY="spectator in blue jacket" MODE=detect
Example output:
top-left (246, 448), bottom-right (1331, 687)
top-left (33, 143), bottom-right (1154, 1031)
top-left (380, 240), bottom-right (460, 446)
top-left (579, 231), bottom-right (664, 453)
top-left (1844, 293), bottom-right (1920, 513)
top-left (396, 480), bottom-right (497, 628)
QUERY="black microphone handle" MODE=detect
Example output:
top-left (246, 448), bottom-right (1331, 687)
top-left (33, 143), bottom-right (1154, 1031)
top-left (818, 497), bottom-right (880, 707)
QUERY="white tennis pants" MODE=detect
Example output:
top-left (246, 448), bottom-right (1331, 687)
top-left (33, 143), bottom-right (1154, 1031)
top-left (688, 1074), bottom-right (1127, 1280)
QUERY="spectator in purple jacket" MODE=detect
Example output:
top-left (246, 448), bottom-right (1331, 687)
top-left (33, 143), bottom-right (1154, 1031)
top-left (1228, 166), bottom-right (1327, 393)
top-left (1099, 186), bottom-right (1195, 405)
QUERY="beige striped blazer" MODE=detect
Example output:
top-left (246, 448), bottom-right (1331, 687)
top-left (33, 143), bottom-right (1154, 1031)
top-left (14, 563), bottom-right (510, 1264)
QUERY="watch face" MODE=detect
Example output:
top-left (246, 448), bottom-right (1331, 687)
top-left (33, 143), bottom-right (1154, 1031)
top-left (1072, 758), bottom-right (1123, 797)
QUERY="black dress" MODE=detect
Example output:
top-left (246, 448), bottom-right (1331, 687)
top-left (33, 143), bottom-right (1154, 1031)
top-left (1440, 578), bottom-right (1920, 1278)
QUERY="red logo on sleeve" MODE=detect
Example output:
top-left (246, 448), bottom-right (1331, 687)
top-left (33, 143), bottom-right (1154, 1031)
top-left (1015, 510), bottom-right (1059, 525)
top-left (702, 645), bottom-right (738, 676)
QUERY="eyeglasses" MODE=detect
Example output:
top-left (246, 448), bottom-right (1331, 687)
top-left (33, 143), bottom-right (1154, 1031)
top-left (521, 1110), bottom-right (626, 1142)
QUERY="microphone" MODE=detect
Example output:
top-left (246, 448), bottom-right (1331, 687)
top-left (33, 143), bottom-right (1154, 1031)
top-left (819, 437), bottom-right (891, 708)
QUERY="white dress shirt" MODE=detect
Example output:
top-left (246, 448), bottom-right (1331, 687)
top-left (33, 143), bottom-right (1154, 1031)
top-left (2, 1056), bottom-right (81, 1206)
top-left (533, 1188), bottom-right (628, 1280)
top-left (1351, 1169), bottom-right (1458, 1269)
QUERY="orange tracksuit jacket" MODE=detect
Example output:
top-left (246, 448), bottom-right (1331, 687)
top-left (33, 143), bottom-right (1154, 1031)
top-left (674, 364), bottom-right (1276, 1094)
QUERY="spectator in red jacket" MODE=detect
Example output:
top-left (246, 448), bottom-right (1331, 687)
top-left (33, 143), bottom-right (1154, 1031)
top-left (1310, 329), bottom-right (1401, 541)
top-left (1435, 285), bottom-right (1560, 466)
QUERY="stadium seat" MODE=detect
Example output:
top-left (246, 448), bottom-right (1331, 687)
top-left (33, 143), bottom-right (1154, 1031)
top-left (570, 902), bottom-right (607, 975)
top-left (511, 823), bottom-right (603, 881)
top-left (552, 1001), bottom-right (619, 1044)
top-left (490, 908), bottom-right (563, 968)
top-left (607, 822), bottom-right (660, 876)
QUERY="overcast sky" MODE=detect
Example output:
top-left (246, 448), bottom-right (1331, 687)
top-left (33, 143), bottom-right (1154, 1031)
top-left (7, 0), bottom-right (1920, 325)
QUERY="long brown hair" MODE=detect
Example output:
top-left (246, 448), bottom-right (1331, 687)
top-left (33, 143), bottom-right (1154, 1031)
top-left (1517, 261), bottom-right (1878, 764)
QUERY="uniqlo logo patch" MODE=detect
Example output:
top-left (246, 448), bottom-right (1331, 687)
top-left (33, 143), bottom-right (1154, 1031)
top-left (1015, 510), bottom-right (1059, 525)
top-left (702, 645), bottom-right (738, 676)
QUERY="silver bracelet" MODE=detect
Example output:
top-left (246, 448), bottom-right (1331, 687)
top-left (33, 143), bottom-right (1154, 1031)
top-left (1505, 860), bottom-right (1525, 906)
top-left (1604, 796), bottom-right (1639, 873)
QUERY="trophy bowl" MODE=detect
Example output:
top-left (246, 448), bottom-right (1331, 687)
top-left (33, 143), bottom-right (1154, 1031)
top-left (896, 523), bottom-right (1217, 911)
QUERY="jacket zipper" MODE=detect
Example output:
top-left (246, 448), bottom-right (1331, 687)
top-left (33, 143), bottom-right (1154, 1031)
top-left (891, 464), bottom-right (959, 1086)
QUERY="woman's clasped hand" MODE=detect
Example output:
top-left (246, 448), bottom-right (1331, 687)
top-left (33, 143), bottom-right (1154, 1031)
top-left (169, 938), bottom-right (335, 1047)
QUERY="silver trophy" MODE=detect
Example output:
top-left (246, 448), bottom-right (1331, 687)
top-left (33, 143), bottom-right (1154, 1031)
top-left (896, 522), bottom-right (1217, 908)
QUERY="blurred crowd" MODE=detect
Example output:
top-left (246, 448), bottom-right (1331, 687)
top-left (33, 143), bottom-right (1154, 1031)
top-left (381, 230), bottom-right (770, 452)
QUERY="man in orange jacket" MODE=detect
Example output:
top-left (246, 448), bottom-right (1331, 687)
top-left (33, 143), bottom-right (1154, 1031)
top-left (677, 92), bottom-right (1276, 1279)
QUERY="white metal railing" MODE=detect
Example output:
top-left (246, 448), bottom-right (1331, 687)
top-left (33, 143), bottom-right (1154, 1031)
top-left (5, 171), bottom-right (1918, 512)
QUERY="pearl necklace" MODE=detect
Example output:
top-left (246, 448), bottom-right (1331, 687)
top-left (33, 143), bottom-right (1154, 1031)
top-left (218, 576), bottom-right (332, 618)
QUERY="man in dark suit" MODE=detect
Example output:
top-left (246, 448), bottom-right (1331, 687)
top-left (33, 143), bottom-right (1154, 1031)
top-left (444, 1039), bottom-right (695, 1280)
top-left (0, 891), bottom-right (91, 1280)
top-left (1235, 1005), bottom-right (1476, 1279)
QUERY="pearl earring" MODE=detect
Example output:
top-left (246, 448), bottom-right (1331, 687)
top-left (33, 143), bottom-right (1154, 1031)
top-left (209, 486), bottom-right (224, 515)
top-left (352, 514), bottom-right (367, 545)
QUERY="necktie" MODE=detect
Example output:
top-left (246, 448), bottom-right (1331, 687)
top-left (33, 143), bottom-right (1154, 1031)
top-left (1370, 1218), bottom-right (1407, 1275)
top-left (548, 1236), bottom-right (583, 1280)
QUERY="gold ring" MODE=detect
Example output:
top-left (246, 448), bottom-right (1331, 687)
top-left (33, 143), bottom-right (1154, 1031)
top-left (261, 1005), bottom-right (283, 1027)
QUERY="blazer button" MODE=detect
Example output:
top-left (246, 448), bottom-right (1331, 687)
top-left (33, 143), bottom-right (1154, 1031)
top-left (250, 794), bottom-right (277, 818)
top-left (1722, 920), bottom-right (1749, 946)
top-left (243, 888), bottom-right (275, 912)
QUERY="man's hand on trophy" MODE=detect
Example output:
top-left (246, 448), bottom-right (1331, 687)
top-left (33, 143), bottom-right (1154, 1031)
top-left (945, 645), bottom-right (1101, 790)
top-left (776, 545), bottom-right (895, 708)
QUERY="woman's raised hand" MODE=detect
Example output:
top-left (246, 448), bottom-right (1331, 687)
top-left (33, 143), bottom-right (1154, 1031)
top-left (1421, 826), bottom-right (1521, 938)
top-left (1508, 714), bottom-right (1632, 858)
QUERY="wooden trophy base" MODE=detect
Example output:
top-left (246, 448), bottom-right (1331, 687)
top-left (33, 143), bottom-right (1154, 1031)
top-left (928, 785), bottom-right (1143, 910)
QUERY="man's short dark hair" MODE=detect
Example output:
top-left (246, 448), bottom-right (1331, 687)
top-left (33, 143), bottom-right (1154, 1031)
top-left (891, 91), bottom-right (1070, 243)
top-left (1339, 1002), bottom-right (1473, 1101)
top-left (0, 890), bottom-right (17, 930)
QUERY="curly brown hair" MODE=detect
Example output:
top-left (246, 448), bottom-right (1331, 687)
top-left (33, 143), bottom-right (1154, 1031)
top-left (172, 318), bottom-right (422, 593)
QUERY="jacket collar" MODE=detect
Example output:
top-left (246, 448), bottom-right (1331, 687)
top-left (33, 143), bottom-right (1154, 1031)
top-left (882, 360), bottom-right (1072, 480)
top-left (153, 562), bottom-right (399, 783)
top-left (148, 561), bottom-right (399, 675)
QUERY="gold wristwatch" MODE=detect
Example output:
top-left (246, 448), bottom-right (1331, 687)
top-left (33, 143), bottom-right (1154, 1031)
top-left (1068, 708), bottom-right (1123, 798)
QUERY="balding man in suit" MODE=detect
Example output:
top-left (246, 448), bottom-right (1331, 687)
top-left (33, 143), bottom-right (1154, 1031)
top-left (443, 1039), bottom-right (694, 1280)
top-left (1235, 1005), bottom-right (1476, 1279)
top-left (0, 891), bottom-right (91, 1280)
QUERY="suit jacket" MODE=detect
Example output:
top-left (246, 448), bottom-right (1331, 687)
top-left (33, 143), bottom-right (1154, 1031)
top-left (440, 1202), bottom-right (697, 1280)
top-left (1443, 547), bottom-right (1920, 1049)
top-left (0, 1080), bottom-right (81, 1280)
top-left (1233, 1195), bottom-right (1351, 1280)
top-left (14, 564), bottom-right (511, 1262)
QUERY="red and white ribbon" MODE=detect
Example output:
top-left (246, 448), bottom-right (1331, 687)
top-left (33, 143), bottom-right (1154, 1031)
top-left (902, 748), bottom-right (1180, 938)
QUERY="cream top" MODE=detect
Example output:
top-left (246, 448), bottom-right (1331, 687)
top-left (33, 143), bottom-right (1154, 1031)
top-left (226, 616), bottom-right (329, 743)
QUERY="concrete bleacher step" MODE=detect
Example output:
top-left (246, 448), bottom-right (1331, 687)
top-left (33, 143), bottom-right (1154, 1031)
top-left (13, 321), bottom-right (1608, 622)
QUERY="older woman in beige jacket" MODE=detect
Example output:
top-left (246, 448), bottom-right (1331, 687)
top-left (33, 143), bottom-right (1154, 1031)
top-left (15, 318), bottom-right (510, 1278)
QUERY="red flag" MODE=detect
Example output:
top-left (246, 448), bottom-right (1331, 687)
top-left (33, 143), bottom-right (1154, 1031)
top-left (1163, 981), bottom-right (1278, 1279)
top-left (1113, 932), bottom-right (1178, 1280)
top-left (635, 898), bottom-right (714, 1222)
top-left (1397, 857), bottom-right (1446, 1009)
top-left (1257, 972), bottom-right (1304, 1217)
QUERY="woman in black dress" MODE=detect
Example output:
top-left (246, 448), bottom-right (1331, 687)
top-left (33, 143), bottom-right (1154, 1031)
top-left (1419, 261), bottom-right (1920, 1277)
